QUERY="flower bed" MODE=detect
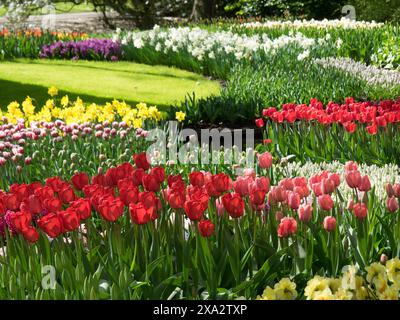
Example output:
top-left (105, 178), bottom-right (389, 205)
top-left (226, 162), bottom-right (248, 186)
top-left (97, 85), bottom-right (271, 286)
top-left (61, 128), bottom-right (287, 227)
top-left (256, 97), bottom-right (400, 164)
top-left (0, 149), bottom-right (399, 299)
top-left (40, 39), bottom-right (123, 61)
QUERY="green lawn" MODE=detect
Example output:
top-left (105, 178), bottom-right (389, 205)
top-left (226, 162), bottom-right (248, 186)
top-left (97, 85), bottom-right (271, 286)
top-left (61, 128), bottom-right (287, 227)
top-left (0, 59), bottom-right (221, 109)
top-left (0, 2), bottom-right (95, 16)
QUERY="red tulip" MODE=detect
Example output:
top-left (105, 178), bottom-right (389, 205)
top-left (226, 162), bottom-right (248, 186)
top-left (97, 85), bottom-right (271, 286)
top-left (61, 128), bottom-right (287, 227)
top-left (198, 220), bottom-right (215, 237)
top-left (150, 167), bottom-right (166, 183)
top-left (323, 216), bottom-right (336, 232)
top-left (258, 152), bottom-right (273, 169)
top-left (43, 197), bottom-right (62, 213)
top-left (132, 168), bottom-right (145, 186)
top-left (298, 204), bottom-right (312, 222)
top-left (58, 209), bottom-right (80, 232)
top-left (71, 172), bottom-right (89, 191)
top-left (10, 211), bottom-right (32, 233)
top-left (353, 202), bottom-right (368, 220)
top-left (98, 198), bottom-right (124, 222)
top-left (205, 181), bottom-right (220, 197)
top-left (138, 192), bottom-right (159, 211)
top-left (133, 152), bottom-right (150, 170)
top-left (59, 186), bottom-right (76, 204)
top-left (255, 118), bottom-right (264, 128)
top-left (4, 193), bottom-right (19, 211)
top-left (26, 194), bottom-right (42, 214)
top-left (167, 189), bottom-right (186, 209)
top-left (184, 199), bottom-right (207, 221)
top-left (221, 193), bottom-right (245, 218)
top-left (211, 173), bottom-right (231, 193)
top-left (366, 124), bottom-right (377, 135)
top-left (9, 184), bottom-right (29, 202)
top-left (142, 173), bottom-right (161, 192)
top-left (250, 188), bottom-right (266, 206)
top-left (189, 171), bottom-right (205, 187)
top-left (386, 197), bottom-right (399, 213)
top-left (318, 194), bottom-right (334, 211)
top-left (70, 198), bottom-right (91, 220)
top-left (22, 226), bottom-right (39, 243)
top-left (277, 217), bottom-right (297, 238)
top-left (119, 186), bottom-right (139, 206)
top-left (38, 213), bottom-right (63, 238)
top-left (129, 202), bottom-right (152, 225)
top-left (343, 122), bottom-right (356, 133)
top-left (168, 174), bottom-right (184, 188)
top-left (45, 177), bottom-right (65, 192)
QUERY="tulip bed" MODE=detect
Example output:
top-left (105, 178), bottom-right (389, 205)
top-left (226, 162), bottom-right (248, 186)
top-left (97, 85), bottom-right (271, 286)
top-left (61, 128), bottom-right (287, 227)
top-left (256, 97), bottom-right (400, 165)
top-left (1, 148), bottom-right (400, 299)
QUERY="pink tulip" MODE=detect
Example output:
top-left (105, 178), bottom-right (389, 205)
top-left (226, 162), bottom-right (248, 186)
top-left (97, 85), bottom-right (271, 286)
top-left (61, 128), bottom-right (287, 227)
top-left (386, 197), bottom-right (399, 213)
top-left (345, 170), bottom-right (361, 188)
top-left (345, 161), bottom-right (358, 171)
top-left (318, 194), bottom-right (334, 211)
top-left (322, 178), bottom-right (336, 194)
top-left (287, 191), bottom-right (301, 210)
top-left (358, 175), bottom-right (371, 192)
top-left (386, 183), bottom-right (395, 197)
top-left (393, 183), bottom-right (400, 197)
top-left (323, 216), bottom-right (336, 232)
top-left (258, 152), bottom-right (273, 169)
top-left (298, 204), bottom-right (312, 222)
top-left (328, 173), bottom-right (341, 187)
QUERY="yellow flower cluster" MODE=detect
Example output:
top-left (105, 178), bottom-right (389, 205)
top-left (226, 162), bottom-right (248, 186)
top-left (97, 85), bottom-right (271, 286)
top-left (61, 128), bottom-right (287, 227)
top-left (0, 94), bottom-right (162, 129)
top-left (257, 257), bottom-right (400, 300)
top-left (256, 278), bottom-right (298, 300)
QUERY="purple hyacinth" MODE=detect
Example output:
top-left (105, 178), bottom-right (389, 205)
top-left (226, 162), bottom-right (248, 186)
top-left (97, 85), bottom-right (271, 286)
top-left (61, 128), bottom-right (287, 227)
top-left (40, 39), bottom-right (122, 61)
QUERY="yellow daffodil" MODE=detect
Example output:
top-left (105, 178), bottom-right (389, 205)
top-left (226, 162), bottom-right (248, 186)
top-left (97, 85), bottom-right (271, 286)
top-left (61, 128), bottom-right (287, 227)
top-left (304, 276), bottom-right (331, 300)
top-left (256, 286), bottom-right (276, 300)
top-left (61, 95), bottom-right (69, 107)
top-left (48, 86), bottom-right (59, 97)
top-left (386, 257), bottom-right (400, 287)
top-left (377, 285), bottom-right (399, 300)
top-left (366, 262), bottom-right (387, 285)
top-left (273, 278), bottom-right (297, 300)
top-left (176, 111), bottom-right (186, 122)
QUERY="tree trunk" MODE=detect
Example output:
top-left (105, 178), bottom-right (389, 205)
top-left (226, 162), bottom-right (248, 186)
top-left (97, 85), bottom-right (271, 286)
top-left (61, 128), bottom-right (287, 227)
top-left (190, 0), bottom-right (203, 21)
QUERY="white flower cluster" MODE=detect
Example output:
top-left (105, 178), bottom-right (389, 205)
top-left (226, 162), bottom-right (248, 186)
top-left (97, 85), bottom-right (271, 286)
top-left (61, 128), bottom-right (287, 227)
top-left (282, 161), bottom-right (400, 201)
top-left (239, 18), bottom-right (384, 30)
top-left (113, 25), bottom-right (328, 62)
top-left (1, 0), bottom-right (49, 28)
top-left (315, 57), bottom-right (400, 88)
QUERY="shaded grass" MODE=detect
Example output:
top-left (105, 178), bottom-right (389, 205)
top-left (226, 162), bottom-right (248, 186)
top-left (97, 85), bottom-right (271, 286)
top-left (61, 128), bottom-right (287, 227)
top-left (0, 59), bottom-right (221, 110)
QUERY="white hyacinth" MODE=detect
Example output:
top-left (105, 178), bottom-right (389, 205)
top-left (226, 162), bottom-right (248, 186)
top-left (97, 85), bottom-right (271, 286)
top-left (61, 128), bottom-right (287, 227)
top-left (315, 57), bottom-right (400, 88)
top-left (239, 18), bottom-right (384, 30)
